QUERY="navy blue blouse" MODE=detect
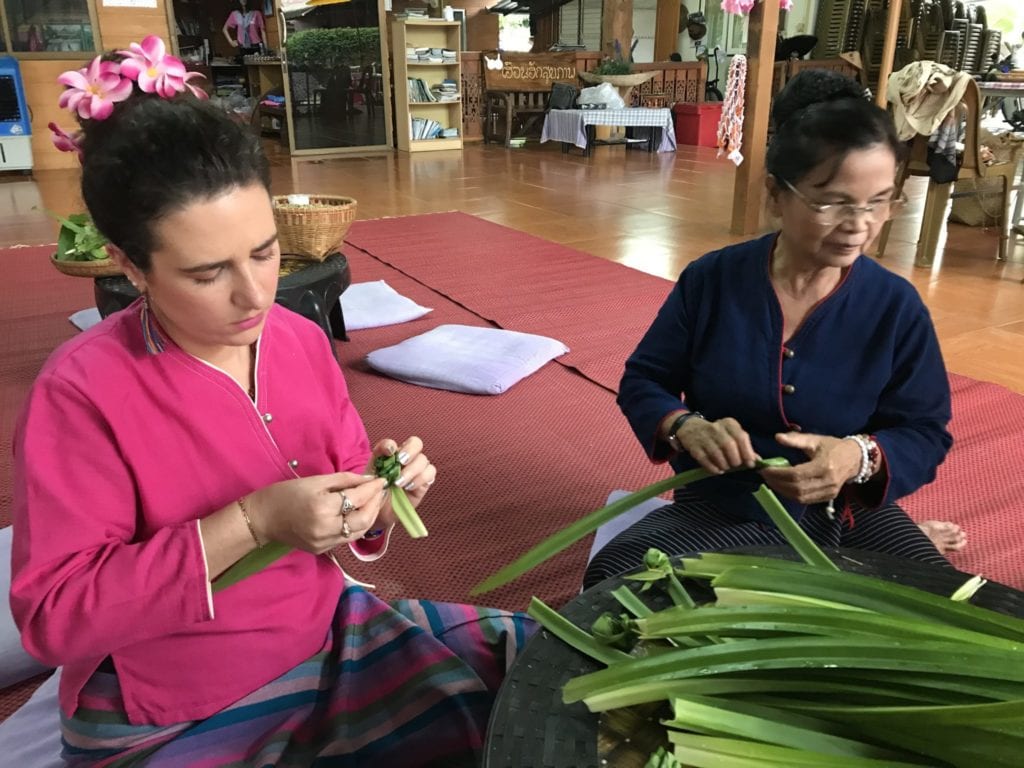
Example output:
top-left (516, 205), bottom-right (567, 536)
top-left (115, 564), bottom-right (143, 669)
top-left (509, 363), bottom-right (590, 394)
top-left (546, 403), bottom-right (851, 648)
top-left (618, 233), bottom-right (952, 523)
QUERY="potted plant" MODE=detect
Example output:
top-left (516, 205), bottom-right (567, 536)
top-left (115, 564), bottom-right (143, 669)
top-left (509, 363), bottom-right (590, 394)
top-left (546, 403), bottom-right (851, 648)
top-left (578, 40), bottom-right (655, 105)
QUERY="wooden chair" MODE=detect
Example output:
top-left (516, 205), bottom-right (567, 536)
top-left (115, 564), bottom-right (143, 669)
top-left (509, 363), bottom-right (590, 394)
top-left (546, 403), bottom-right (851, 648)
top-left (876, 78), bottom-right (1017, 267)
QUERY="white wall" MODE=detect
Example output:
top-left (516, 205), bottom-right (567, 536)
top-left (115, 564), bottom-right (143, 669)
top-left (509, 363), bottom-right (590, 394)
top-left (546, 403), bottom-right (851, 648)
top-left (632, 0), bottom-right (657, 63)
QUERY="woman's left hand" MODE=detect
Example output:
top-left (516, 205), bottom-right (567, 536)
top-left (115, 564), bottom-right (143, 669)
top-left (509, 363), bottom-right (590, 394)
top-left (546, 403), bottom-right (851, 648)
top-left (367, 436), bottom-right (437, 529)
top-left (758, 432), bottom-right (862, 505)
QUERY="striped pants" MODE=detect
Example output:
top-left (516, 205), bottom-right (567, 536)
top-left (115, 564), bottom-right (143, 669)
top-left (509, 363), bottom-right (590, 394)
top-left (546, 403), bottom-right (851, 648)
top-left (584, 487), bottom-right (950, 590)
top-left (61, 585), bottom-right (535, 767)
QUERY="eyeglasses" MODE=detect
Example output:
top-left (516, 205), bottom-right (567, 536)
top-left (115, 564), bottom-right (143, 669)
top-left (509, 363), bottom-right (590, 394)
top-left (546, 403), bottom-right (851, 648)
top-left (779, 178), bottom-right (908, 227)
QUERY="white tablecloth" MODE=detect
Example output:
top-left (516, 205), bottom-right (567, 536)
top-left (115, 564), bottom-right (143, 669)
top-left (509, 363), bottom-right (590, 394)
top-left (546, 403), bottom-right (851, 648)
top-left (541, 108), bottom-right (677, 152)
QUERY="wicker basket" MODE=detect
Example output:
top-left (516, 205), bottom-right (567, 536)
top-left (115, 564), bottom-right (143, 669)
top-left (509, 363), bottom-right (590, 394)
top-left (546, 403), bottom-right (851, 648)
top-left (273, 195), bottom-right (358, 262)
top-left (50, 254), bottom-right (122, 278)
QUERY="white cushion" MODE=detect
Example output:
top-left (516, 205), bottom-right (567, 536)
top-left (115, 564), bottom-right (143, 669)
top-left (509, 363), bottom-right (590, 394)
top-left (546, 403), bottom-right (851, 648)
top-left (366, 325), bottom-right (568, 395)
top-left (69, 308), bottom-right (101, 332)
top-left (0, 528), bottom-right (54, 687)
top-left (341, 281), bottom-right (432, 331)
top-left (0, 669), bottom-right (61, 767)
top-left (586, 490), bottom-right (667, 565)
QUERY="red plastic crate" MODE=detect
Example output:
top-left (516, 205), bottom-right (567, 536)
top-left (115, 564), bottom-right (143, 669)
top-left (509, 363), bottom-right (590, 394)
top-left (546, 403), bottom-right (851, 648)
top-left (673, 102), bottom-right (723, 148)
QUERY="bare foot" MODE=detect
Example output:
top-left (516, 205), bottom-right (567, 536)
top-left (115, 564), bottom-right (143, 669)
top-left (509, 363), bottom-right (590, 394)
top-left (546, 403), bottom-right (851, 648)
top-left (918, 521), bottom-right (967, 553)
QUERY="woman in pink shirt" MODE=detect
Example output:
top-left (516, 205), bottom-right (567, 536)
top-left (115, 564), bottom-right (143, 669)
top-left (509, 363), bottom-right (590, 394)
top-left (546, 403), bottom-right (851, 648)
top-left (13, 69), bottom-right (531, 766)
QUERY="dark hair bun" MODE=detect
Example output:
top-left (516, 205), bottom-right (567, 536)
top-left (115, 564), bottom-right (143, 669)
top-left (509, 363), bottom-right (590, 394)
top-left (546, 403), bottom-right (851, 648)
top-left (772, 69), bottom-right (867, 130)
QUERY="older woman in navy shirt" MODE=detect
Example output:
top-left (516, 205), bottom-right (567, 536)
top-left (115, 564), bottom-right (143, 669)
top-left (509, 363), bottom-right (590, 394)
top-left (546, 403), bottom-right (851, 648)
top-left (586, 70), bottom-right (964, 588)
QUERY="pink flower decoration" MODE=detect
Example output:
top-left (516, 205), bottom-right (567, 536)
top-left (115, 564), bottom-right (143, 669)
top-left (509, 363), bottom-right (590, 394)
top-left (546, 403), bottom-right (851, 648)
top-left (780, 0), bottom-right (793, 9)
top-left (182, 71), bottom-right (210, 100)
top-left (48, 123), bottom-right (84, 161)
top-left (57, 56), bottom-right (133, 121)
top-left (118, 35), bottom-right (194, 99)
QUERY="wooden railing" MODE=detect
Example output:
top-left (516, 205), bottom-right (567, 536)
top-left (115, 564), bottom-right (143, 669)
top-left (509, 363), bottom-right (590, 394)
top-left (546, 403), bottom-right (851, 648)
top-left (459, 53), bottom-right (860, 143)
top-left (460, 53), bottom-right (707, 141)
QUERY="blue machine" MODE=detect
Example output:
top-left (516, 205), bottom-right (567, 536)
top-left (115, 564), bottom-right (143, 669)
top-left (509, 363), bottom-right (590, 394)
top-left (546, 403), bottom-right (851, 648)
top-left (0, 55), bottom-right (33, 171)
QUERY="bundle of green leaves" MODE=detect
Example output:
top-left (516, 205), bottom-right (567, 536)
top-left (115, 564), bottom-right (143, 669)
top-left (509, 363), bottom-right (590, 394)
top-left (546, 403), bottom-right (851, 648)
top-left (481, 468), bottom-right (1023, 767)
top-left (54, 213), bottom-right (109, 262)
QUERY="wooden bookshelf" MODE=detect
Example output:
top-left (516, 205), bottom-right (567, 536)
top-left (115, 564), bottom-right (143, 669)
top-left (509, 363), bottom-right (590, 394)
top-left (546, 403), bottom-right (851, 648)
top-left (392, 19), bottom-right (463, 153)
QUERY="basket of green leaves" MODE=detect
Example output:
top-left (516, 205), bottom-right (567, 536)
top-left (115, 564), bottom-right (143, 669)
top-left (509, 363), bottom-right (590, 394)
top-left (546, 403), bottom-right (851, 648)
top-left (49, 213), bottom-right (121, 278)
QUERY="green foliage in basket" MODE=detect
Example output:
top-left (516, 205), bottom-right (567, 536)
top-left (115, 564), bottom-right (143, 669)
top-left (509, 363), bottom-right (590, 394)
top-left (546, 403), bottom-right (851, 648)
top-left (54, 213), bottom-right (109, 262)
top-left (512, 473), bottom-right (1020, 767)
top-left (592, 59), bottom-right (633, 76)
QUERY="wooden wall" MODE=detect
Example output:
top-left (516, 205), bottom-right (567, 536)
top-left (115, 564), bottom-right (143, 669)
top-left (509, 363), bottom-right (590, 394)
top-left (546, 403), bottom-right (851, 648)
top-left (23, 0), bottom-right (174, 170)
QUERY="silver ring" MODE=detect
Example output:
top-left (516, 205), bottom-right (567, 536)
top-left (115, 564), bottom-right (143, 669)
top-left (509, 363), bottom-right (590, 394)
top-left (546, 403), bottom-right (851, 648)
top-left (339, 492), bottom-right (356, 515)
top-left (341, 518), bottom-right (352, 538)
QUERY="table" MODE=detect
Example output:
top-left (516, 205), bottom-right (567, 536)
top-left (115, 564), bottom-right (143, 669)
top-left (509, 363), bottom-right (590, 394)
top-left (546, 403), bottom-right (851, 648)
top-left (541, 108), bottom-right (676, 156)
top-left (483, 546), bottom-right (1024, 768)
top-left (94, 254), bottom-right (351, 347)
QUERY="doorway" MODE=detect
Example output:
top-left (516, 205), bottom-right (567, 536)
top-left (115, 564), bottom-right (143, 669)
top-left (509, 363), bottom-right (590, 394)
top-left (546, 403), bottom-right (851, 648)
top-left (280, 0), bottom-right (392, 153)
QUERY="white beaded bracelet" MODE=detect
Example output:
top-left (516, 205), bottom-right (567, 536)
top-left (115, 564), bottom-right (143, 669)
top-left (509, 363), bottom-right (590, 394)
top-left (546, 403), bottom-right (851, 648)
top-left (844, 434), bottom-right (877, 485)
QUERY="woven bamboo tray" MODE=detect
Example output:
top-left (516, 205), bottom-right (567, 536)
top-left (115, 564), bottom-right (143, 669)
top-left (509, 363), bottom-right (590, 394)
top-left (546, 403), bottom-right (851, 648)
top-left (50, 254), bottom-right (122, 278)
top-left (273, 195), bottom-right (358, 262)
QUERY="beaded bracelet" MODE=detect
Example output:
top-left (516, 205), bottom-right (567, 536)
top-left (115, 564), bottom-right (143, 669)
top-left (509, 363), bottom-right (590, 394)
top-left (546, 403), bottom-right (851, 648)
top-left (844, 434), bottom-right (879, 485)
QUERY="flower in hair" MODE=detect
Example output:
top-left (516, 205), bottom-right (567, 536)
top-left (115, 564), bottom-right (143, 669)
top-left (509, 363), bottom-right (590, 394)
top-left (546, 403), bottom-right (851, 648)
top-left (48, 122), bottom-right (84, 160)
top-left (118, 35), bottom-right (206, 100)
top-left (51, 36), bottom-right (209, 159)
top-left (57, 56), bottom-right (133, 121)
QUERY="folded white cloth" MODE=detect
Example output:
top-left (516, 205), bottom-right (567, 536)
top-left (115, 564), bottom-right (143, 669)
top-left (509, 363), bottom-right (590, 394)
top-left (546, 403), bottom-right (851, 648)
top-left (341, 281), bottom-right (432, 331)
top-left (69, 308), bottom-right (101, 332)
top-left (0, 668), bottom-right (62, 768)
top-left (0, 528), bottom-right (53, 688)
top-left (366, 324), bottom-right (568, 395)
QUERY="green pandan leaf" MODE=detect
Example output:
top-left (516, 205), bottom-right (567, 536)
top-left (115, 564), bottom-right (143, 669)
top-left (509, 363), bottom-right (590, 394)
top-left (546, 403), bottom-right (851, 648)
top-left (471, 459), bottom-right (793, 595)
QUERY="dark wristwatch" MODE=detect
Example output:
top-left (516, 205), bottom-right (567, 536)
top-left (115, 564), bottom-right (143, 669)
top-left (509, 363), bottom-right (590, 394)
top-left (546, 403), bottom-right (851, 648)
top-left (665, 411), bottom-right (704, 452)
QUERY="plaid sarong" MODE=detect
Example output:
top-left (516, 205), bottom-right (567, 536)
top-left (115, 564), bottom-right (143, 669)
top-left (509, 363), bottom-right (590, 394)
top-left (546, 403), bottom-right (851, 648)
top-left (61, 585), bottom-right (534, 767)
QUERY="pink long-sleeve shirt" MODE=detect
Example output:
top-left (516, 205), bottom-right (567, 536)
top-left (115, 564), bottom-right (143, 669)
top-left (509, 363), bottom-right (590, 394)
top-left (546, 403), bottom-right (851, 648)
top-left (11, 303), bottom-right (374, 725)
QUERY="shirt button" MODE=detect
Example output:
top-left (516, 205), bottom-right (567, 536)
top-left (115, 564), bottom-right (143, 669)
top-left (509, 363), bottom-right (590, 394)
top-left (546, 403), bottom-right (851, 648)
top-left (783, 384), bottom-right (796, 395)
top-left (783, 347), bottom-right (795, 359)
top-left (288, 459), bottom-right (299, 469)
top-left (263, 413), bottom-right (273, 423)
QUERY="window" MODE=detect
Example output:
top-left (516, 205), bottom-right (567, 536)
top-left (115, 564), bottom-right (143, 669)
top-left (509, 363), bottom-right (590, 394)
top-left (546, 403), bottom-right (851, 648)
top-left (2, 0), bottom-right (97, 54)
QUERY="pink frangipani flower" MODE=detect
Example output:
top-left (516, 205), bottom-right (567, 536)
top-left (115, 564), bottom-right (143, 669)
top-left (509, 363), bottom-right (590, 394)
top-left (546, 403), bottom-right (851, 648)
top-left (118, 35), bottom-right (194, 99)
top-left (182, 71), bottom-right (210, 100)
top-left (57, 56), bottom-right (133, 121)
top-left (48, 123), bottom-right (84, 161)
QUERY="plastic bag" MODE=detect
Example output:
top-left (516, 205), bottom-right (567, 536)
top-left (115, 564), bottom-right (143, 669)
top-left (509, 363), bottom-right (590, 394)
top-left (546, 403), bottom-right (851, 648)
top-left (577, 82), bottom-right (625, 109)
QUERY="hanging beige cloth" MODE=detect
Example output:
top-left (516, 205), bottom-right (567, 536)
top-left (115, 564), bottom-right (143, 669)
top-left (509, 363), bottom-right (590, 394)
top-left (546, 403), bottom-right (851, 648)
top-left (886, 61), bottom-right (973, 141)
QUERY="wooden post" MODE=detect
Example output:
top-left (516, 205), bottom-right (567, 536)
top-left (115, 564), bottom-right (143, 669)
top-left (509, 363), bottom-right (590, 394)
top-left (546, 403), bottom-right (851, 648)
top-left (729, 0), bottom-right (781, 235)
top-left (654, 0), bottom-right (681, 61)
top-left (601, 0), bottom-right (634, 59)
top-left (875, 0), bottom-right (903, 107)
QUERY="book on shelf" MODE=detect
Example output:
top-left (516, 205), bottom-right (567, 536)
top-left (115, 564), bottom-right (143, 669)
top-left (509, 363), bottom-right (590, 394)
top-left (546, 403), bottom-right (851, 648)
top-left (429, 79), bottom-right (459, 102)
top-left (407, 78), bottom-right (437, 103)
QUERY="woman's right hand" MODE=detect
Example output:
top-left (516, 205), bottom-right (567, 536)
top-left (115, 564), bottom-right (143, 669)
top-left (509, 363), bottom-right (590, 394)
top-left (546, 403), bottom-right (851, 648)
top-left (246, 472), bottom-right (387, 554)
top-left (675, 417), bottom-right (759, 474)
